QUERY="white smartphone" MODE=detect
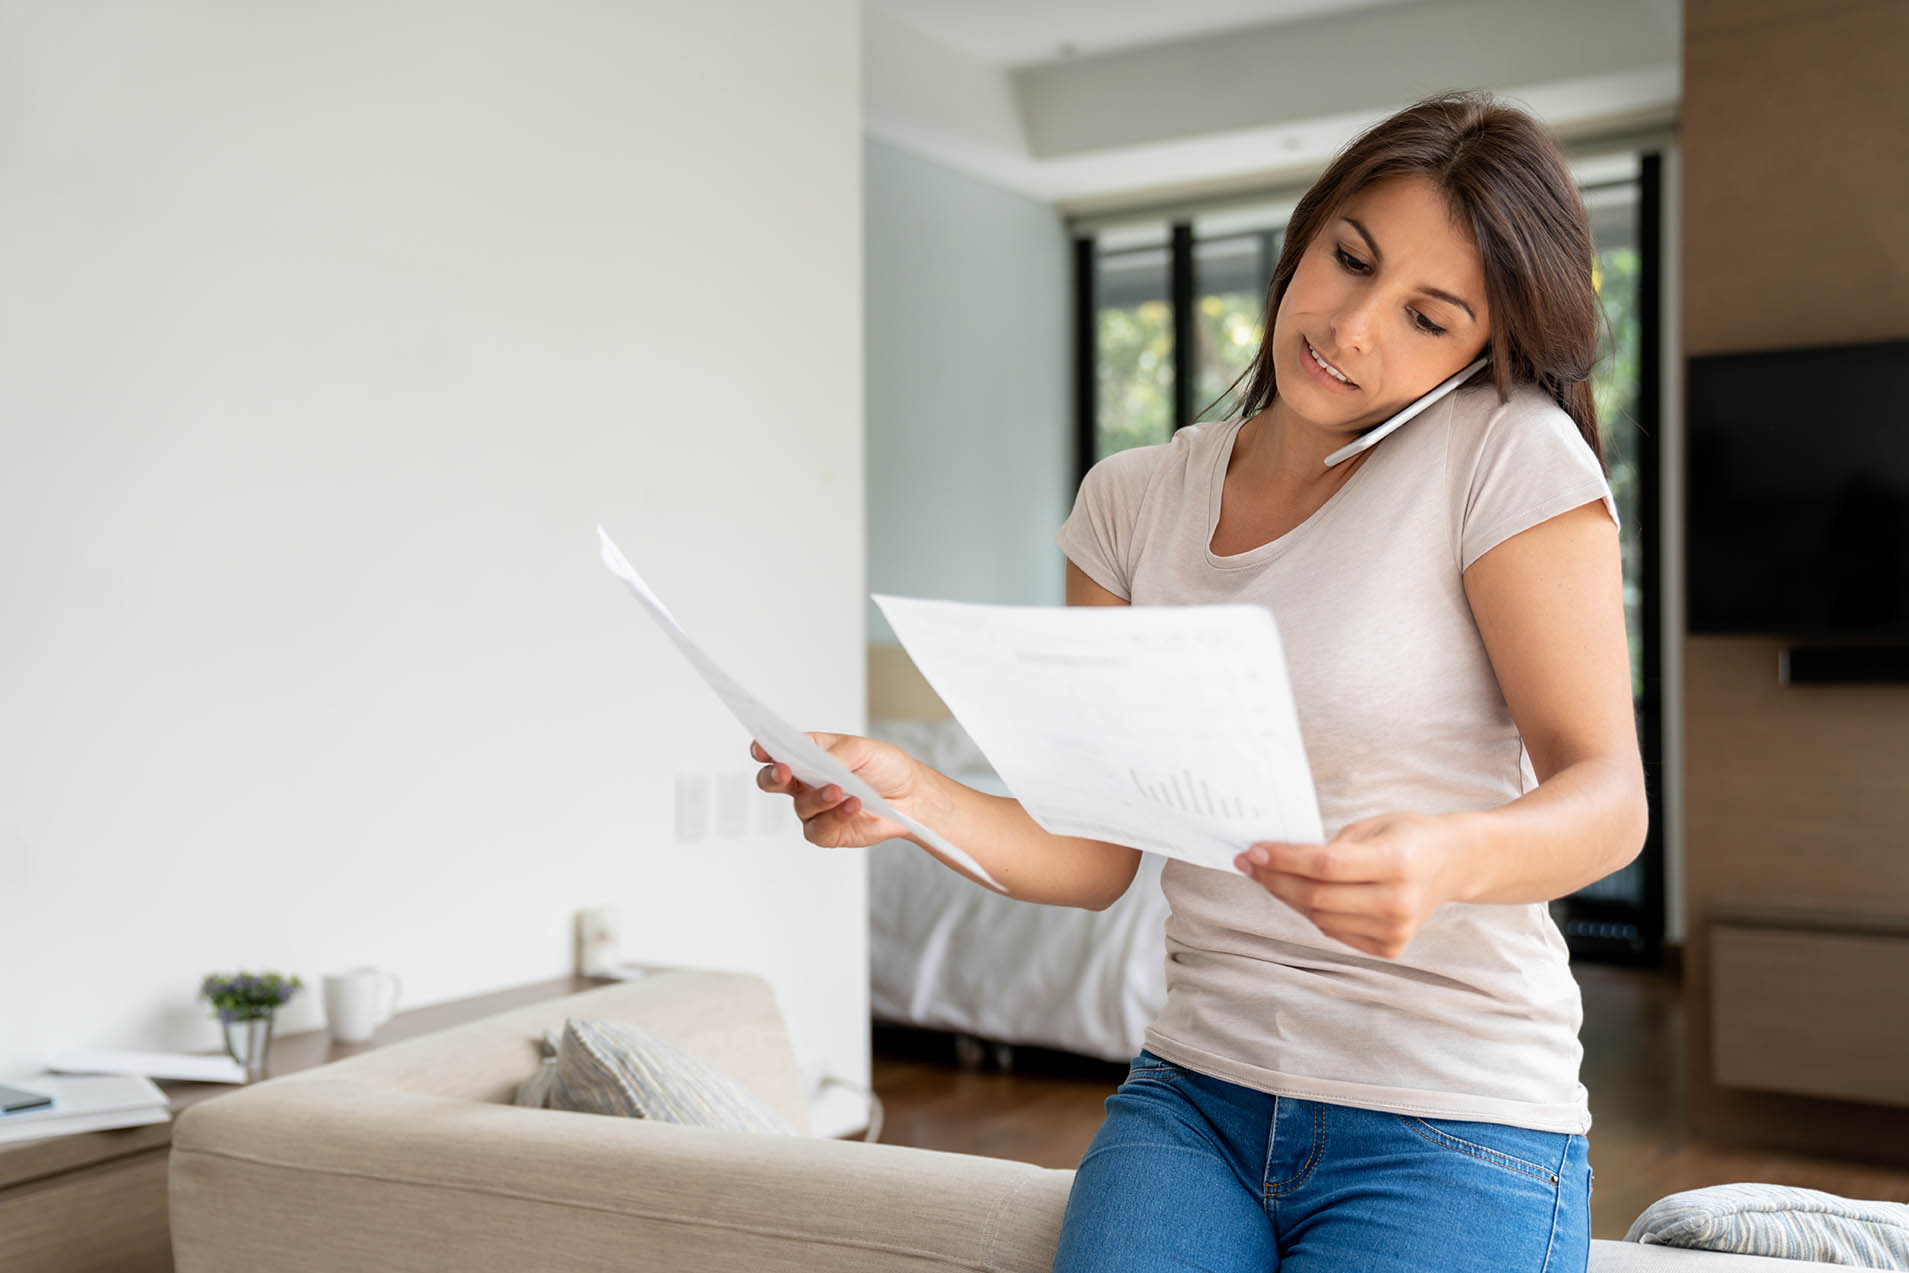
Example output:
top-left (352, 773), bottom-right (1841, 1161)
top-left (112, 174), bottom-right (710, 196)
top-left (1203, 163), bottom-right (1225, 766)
top-left (1321, 355), bottom-right (1489, 468)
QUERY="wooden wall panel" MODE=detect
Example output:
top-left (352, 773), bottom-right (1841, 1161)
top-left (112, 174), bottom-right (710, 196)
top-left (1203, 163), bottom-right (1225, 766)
top-left (1681, 0), bottom-right (1909, 353)
top-left (1684, 636), bottom-right (1909, 906)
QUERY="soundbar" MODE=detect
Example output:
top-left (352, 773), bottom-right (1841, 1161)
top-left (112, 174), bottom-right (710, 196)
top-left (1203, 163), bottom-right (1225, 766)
top-left (1779, 645), bottom-right (1909, 686)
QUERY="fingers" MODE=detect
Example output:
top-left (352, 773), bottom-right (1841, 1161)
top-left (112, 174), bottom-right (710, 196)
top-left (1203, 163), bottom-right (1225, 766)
top-left (1247, 870), bottom-right (1378, 916)
top-left (796, 783), bottom-right (859, 822)
top-left (749, 739), bottom-right (860, 822)
top-left (751, 740), bottom-right (798, 792)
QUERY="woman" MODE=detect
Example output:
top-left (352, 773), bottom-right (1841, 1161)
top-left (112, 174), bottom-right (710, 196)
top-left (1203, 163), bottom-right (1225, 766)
top-left (754, 89), bottom-right (1645, 1272)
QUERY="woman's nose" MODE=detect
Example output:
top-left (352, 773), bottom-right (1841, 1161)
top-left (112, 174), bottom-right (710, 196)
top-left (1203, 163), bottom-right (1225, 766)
top-left (1327, 295), bottom-right (1381, 358)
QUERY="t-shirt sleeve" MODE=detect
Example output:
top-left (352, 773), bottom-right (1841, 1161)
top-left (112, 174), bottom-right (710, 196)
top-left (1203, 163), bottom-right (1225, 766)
top-left (1054, 445), bottom-right (1158, 600)
top-left (1451, 387), bottom-right (1621, 573)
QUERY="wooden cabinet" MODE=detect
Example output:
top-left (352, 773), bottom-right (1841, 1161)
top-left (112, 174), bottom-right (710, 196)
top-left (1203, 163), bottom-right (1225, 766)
top-left (0, 1147), bottom-right (172, 1273)
top-left (1711, 921), bottom-right (1909, 1109)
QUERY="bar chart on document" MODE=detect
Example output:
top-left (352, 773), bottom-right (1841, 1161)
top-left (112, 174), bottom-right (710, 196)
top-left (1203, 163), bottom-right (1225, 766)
top-left (1131, 767), bottom-right (1258, 821)
top-left (870, 594), bottom-right (1325, 875)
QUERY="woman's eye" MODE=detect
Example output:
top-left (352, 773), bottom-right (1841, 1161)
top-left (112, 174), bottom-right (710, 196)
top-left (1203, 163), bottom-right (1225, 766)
top-left (1335, 245), bottom-right (1447, 336)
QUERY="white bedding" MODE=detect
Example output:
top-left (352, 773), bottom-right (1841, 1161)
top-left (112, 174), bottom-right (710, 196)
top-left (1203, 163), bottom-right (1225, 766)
top-left (866, 717), bottom-right (1169, 1064)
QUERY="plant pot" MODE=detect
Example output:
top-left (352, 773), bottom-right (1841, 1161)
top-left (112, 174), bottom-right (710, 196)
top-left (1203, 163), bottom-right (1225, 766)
top-left (221, 1012), bottom-right (276, 1082)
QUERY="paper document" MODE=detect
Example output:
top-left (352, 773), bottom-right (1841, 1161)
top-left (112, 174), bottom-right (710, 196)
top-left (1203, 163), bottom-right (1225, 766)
top-left (48, 1046), bottom-right (246, 1084)
top-left (597, 527), bottom-right (1006, 892)
top-left (871, 595), bottom-right (1325, 874)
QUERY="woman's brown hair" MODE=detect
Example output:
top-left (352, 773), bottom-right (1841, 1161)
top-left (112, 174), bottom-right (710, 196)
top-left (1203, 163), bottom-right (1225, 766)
top-left (1199, 89), bottom-right (1610, 469)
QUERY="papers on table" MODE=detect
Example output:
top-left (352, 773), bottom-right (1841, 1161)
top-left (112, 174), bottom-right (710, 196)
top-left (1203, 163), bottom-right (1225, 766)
top-left (0, 1073), bottom-right (170, 1144)
top-left (49, 1046), bottom-right (246, 1084)
top-left (871, 594), bottom-right (1324, 874)
top-left (597, 527), bottom-right (1006, 892)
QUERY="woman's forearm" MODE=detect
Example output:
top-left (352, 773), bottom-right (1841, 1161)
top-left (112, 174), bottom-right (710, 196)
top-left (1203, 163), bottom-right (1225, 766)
top-left (1445, 756), bottom-right (1650, 905)
top-left (907, 763), bottom-right (1142, 910)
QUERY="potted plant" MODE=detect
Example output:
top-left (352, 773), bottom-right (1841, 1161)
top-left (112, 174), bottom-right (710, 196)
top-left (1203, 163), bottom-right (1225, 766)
top-left (199, 971), bottom-right (302, 1082)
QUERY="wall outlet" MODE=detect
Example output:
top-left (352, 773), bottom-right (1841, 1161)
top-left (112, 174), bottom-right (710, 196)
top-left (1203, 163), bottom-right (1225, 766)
top-left (574, 905), bottom-right (621, 977)
top-left (757, 781), bottom-right (785, 833)
top-left (673, 773), bottom-right (708, 842)
top-left (715, 771), bottom-right (748, 838)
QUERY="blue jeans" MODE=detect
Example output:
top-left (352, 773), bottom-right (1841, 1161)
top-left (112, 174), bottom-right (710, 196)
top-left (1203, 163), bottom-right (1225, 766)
top-left (1052, 1048), bottom-right (1593, 1272)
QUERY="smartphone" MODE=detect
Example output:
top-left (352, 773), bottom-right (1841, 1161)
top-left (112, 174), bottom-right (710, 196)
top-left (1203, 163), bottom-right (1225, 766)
top-left (1322, 354), bottom-right (1489, 468)
top-left (0, 1082), bottom-right (53, 1115)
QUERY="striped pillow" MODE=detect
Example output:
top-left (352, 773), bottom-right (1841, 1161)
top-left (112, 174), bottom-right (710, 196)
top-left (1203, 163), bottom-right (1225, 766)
top-left (513, 1055), bottom-right (559, 1108)
top-left (1625, 1183), bottom-right (1909, 1268)
top-left (516, 1017), bottom-right (796, 1136)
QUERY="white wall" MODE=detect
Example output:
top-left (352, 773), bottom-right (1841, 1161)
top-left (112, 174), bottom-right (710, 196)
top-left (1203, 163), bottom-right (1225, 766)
top-left (0, 0), bottom-right (872, 1111)
top-left (864, 133), bottom-right (1073, 644)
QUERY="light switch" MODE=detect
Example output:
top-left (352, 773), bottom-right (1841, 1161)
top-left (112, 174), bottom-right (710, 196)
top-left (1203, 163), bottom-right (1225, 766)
top-left (674, 773), bottom-right (708, 842)
top-left (716, 771), bottom-right (748, 838)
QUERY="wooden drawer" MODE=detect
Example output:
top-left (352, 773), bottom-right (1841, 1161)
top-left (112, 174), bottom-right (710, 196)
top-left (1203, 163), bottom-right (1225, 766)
top-left (1711, 921), bottom-right (1909, 1108)
top-left (0, 1146), bottom-right (172, 1272)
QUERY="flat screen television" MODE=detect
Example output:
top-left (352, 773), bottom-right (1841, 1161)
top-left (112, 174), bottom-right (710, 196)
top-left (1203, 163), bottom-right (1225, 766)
top-left (1686, 337), bottom-right (1909, 640)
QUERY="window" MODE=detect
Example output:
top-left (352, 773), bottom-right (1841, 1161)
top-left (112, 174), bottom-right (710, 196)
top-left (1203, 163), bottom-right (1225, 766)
top-left (1092, 232), bottom-right (1174, 456)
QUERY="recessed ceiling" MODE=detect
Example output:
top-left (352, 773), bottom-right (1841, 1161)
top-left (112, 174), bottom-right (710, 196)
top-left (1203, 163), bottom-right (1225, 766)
top-left (865, 0), bottom-right (1437, 68)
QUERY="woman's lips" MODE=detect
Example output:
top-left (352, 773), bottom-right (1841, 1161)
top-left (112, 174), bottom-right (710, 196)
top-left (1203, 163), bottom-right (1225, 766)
top-left (1302, 336), bottom-right (1358, 390)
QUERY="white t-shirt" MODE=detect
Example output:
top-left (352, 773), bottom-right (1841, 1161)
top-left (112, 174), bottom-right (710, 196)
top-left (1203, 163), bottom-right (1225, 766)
top-left (1054, 379), bottom-right (1620, 1134)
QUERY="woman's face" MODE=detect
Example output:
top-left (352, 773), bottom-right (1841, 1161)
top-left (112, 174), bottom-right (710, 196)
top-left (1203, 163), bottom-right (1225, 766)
top-left (1272, 172), bottom-right (1492, 430)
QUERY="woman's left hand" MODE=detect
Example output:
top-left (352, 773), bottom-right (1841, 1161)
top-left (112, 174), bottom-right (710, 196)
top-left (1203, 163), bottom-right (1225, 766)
top-left (1234, 811), bottom-right (1472, 960)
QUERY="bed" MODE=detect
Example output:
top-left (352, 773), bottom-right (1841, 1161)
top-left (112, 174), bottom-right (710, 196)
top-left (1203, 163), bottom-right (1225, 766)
top-left (865, 712), bottom-right (1170, 1067)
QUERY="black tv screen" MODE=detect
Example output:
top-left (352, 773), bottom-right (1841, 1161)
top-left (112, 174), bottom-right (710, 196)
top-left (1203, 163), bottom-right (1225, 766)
top-left (1686, 337), bottom-right (1909, 640)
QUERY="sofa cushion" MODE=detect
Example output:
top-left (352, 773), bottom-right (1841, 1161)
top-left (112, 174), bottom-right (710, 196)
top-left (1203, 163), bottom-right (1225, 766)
top-left (514, 1017), bottom-right (797, 1136)
top-left (1625, 1182), bottom-right (1909, 1268)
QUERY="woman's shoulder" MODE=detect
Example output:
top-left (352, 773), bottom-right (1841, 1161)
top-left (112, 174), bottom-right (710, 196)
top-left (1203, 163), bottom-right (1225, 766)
top-left (1082, 417), bottom-right (1234, 495)
top-left (1443, 377), bottom-right (1610, 523)
top-left (1443, 379), bottom-right (1584, 461)
top-left (1446, 378), bottom-right (1570, 429)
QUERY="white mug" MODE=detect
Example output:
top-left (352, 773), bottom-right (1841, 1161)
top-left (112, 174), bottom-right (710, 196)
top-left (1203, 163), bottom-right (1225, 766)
top-left (322, 967), bottom-right (401, 1043)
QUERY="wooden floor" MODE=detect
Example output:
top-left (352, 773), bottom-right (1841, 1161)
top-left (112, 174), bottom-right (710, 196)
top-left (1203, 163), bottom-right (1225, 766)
top-left (868, 962), bottom-right (1909, 1241)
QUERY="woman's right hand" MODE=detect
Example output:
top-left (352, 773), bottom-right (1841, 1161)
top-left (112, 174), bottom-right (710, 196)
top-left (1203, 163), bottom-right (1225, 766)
top-left (751, 732), bottom-right (928, 850)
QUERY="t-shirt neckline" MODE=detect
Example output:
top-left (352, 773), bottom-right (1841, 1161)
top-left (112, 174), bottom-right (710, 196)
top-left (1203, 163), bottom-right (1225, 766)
top-left (1202, 414), bottom-right (1378, 569)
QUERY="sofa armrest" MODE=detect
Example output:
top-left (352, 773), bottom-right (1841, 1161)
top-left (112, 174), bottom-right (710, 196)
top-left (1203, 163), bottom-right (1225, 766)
top-left (171, 1078), bottom-right (1072, 1273)
top-left (265, 968), bottom-right (811, 1134)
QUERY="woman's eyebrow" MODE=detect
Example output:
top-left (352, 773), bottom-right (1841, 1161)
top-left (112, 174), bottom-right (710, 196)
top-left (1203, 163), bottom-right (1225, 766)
top-left (1340, 216), bottom-right (1478, 322)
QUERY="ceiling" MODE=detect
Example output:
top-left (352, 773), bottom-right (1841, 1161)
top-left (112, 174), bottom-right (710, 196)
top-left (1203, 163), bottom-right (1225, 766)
top-left (866, 0), bottom-right (1434, 68)
top-left (862, 0), bottom-right (1681, 216)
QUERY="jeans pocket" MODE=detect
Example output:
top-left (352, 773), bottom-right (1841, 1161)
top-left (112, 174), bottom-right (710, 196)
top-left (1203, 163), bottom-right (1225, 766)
top-left (1395, 1114), bottom-right (1565, 1186)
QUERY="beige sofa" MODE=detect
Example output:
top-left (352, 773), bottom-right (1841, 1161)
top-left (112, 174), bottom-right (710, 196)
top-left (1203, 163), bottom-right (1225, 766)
top-left (170, 967), bottom-right (1855, 1272)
